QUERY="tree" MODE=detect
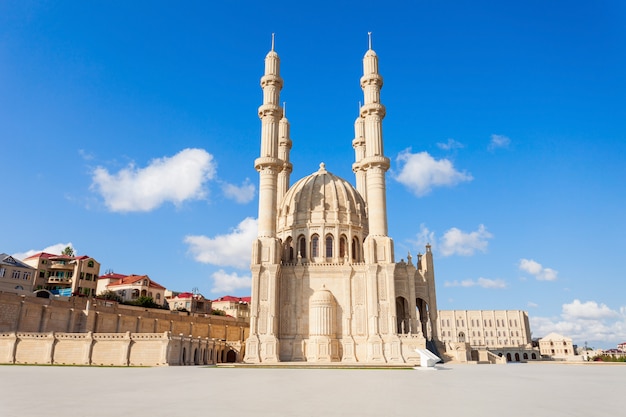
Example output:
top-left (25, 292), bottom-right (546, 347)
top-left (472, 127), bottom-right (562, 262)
top-left (62, 246), bottom-right (74, 257)
top-left (98, 290), bottom-right (122, 303)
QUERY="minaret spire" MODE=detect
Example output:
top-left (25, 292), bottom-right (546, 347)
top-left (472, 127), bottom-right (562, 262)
top-left (368, 31), bottom-right (372, 50)
top-left (255, 37), bottom-right (283, 238)
top-left (277, 101), bottom-right (293, 207)
top-left (360, 33), bottom-right (391, 239)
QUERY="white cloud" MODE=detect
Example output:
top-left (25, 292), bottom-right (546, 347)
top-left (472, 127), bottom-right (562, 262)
top-left (222, 179), bottom-right (255, 204)
top-left (436, 138), bottom-right (464, 151)
top-left (184, 217), bottom-right (257, 270)
top-left (393, 149), bottom-right (473, 197)
top-left (444, 277), bottom-right (506, 289)
top-left (412, 223), bottom-right (435, 249)
top-left (530, 299), bottom-right (626, 348)
top-left (527, 301), bottom-right (539, 308)
top-left (562, 300), bottom-right (619, 320)
top-left (519, 258), bottom-right (558, 281)
top-left (210, 270), bottom-right (252, 294)
top-left (440, 224), bottom-right (493, 256)
top-left (12, 242), bottom-right (75, 261)
top-left (488, 134), bottom-right (511, 151)
top-left (78, 149), bottom-right (94, 161)
top-left (91, 148), bottom-right (216, 212)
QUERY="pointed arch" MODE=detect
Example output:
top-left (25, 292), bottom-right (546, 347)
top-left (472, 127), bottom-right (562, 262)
top-left (325, 234), bottom-right (334, 258)
top-left (311, 234), bottom-right (320, 258)
top-left (298, 235), bottom-right (306, 259)
top-left (339, 235), bottom-right (348, 259)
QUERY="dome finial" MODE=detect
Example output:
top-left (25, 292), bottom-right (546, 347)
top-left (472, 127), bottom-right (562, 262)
top-left (368, 31), bottom-right (372, 50)
top-left (319, 162), bottom-right (326, 172)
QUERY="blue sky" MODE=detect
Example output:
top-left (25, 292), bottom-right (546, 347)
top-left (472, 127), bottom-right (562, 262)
top-left (1, 1), bottom-right (625, 349)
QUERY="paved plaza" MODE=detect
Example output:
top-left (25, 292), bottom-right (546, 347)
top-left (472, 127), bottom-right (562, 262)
top-left (0, 363), bottom-right (623, 416)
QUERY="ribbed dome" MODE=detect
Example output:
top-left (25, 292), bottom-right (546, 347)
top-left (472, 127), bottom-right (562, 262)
top-left (277, 163), bottom-right (368, 233)
top-left (310, 287), bottom-right (335, 306)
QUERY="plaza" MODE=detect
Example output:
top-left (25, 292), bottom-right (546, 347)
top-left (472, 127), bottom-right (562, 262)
top-left (0, 363), bottom-right (622, 416)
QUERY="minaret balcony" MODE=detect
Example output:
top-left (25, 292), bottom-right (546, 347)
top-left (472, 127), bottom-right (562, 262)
top-left (360, 156), bottom-right (390, 170)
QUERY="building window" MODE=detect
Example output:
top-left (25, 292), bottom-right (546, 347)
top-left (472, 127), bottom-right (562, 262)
top-left (325, 235), bottom-right (333, 258)
top-left (351, 237), bottom-right (359, 262)
top-left (311, 235), bottom-right (319, 258)
top-left (0, 267), bottom-right (5, 278)
top-left (23, 272), bottom-right (31, 280)
top-left (88, 260), bottom-right (94, 268)
top-left (156, 293), bottom-right (161, 301)
top-left (339, 236), bottom-right (347, 259)
top-left (11, 270), bottom-right (20, 279)
top-left (298, 236), bottom-right (306, 259)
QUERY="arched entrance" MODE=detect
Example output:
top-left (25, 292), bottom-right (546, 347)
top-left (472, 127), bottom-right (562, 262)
top-left (226, 349), bottom-right (237, 363)
top-left (396, 296), bottom-right (409, 334)
top-left (506, 353), bottom-right (512, 362)
top-left (182, 347), bottom-right (187, 365)
top-left (416, 298), bottom-right (430, 338)
top-left (515, 353), bottom-right (520, 362)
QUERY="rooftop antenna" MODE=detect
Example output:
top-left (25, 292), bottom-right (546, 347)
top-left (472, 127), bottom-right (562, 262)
top-left (368, 31), bottom-right (372, 50)
top-left (271, 33), bottom-right (275, 51)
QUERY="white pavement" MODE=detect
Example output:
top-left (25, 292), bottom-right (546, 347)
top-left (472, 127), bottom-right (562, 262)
top-left (0, 363), bottom-right (623, 417)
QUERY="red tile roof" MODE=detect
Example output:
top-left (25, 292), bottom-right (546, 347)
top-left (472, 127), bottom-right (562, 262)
top-left (105, 274), bottom-right (166, 290)
top-left (212, 295), bottom-right (251, 303)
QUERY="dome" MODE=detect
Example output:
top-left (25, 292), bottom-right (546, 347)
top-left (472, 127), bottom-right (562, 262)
top-left (277, 163), bottom-right (368, 233)
top-left (310, 286), bottom-right (335, 306)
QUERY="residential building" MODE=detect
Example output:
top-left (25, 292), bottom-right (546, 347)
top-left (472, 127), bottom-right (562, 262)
top-left (212, 295), bottom-right (250, 319)
top-left (165, 291), bottom-right (212, 314)
top-left (538, 332), bottom-right (575, 358)
top-left (0, 253), bottom-right (37, 294)
top-left (97, 272), bottom-right (166, 305)
top-left (23, 252), bottom-right (100, 297)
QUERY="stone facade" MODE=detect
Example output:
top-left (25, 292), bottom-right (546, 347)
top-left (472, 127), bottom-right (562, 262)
top-left (0, 291), bottom-right (248, 365)
top-left (0, 331), bottom-right (234, 366)
top-left (244, 36), bottom-right (439, 364)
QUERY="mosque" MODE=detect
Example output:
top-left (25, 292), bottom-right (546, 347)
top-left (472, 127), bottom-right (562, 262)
top-left (244, 35), bottom-right (440, 364)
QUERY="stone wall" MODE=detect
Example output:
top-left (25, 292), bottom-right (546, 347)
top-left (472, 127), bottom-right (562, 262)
top-left (0, 331), bottom-right (232, 366)
top-left (0, 292), bottom-right (250, 365)
top-left (0, 292), bottom-right (249, 341)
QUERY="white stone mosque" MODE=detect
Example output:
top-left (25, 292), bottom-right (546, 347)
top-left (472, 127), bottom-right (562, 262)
top-left (244, 34), bottom-right (440, 364)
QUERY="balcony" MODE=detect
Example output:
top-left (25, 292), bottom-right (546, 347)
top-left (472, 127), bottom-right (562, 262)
top-left (47, 277), bottom-right (72, 284)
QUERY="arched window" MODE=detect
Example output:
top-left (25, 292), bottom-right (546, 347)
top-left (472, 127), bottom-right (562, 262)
top-left (298, 236), bottom-right (306, 259)
top-left (311, 235), bottom-right (319, 258)
top-left (88, 260), bottom-right (94, 268)
top-left (458, 332), bottom-right (465, 342)
top-left (325, 235), bottom-right (333, 258)
top-left (156, 293), bottom-right (161, 301)
top-left (351, 237), bottom-right (359, 262)
top-left (285, 237), bottom-right (294, 262)
top-left (339, 235), bottom-right (347, 259)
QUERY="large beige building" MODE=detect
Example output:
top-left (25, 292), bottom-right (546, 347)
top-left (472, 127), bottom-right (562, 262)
top-left (437, 310), bottom-right (532, 347)
top-left (244, 37), bottom-right (438, 364)
top-left (23, 252), bottom-right (100, 297)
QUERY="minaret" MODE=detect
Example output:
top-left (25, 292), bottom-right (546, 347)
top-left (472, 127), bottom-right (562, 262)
top-left (255, 33), bottom-right (283, 238)
top-left (352, 102), bottom-right (367, 202)
top-left (246, 34), bottom-right (284, 363)
top-left (360, 32), bottom-right (390, 238)
top-left (277, 102), bottom-right (293, 208)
